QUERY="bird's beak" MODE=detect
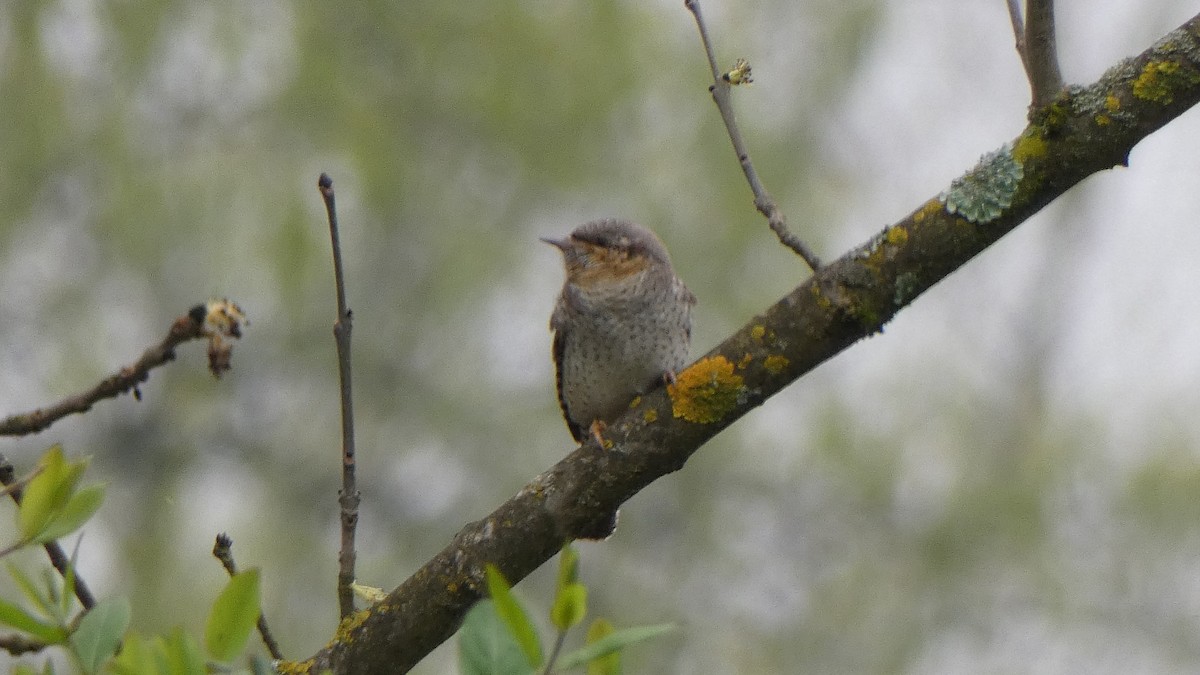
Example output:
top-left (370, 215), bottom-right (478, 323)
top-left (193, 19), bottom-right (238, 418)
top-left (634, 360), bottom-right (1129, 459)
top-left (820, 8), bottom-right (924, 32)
top-left (540, 236), bottom-right (571, 252)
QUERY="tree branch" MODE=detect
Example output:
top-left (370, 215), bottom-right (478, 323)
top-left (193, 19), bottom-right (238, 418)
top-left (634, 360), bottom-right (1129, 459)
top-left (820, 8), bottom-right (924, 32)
top-left (212, 533), bottom-right (283, 661)
top-left (0, 302), bottom-right (245, 437)
top-left (0, 633), bottom-right (47, 656)
top-left (684, 0), bottom-right (821, 271)
top-left (1009, 0), bottom-right (1065, 109)
top-left (319, 173), bottom-right (361, 620)
top-left (297, 13), bottom-right (1200, 673)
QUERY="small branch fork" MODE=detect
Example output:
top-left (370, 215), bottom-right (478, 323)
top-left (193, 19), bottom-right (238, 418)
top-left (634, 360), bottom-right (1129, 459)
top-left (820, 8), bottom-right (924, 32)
top-left (684, 0), bottom-right (821, 272)
top-left (319, 173), bottom-right (360, 620)
top-left (1007, 0), bottom-right (1064, 109)
top-left (212, 533), bottom-right (283, 660)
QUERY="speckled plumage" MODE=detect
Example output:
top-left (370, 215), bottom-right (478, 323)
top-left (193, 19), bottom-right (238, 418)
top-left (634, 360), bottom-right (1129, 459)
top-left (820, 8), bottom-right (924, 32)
top-left (544, 219), bottom-right (695, 443)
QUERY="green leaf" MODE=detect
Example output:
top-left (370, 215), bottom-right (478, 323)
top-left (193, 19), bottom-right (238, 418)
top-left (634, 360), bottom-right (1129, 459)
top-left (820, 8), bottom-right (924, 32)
top-left (69, 596), bottom-right (131, 674)
top-left (162, 627), bottom-right (207, 675)
top-left (484, 564), bottom-right (542, 668)
top-left (557, 623), bottom-right (676, 671)
top-left (459, 600), bottom-right (534, 675)
top-left (33, 485), bottom-right (105, 544)
top-left (39, 567), bottom-right (64, 617)
top-left (17, 446), bottom-right (69, 541)
top-left (585, 619), bottom-right (618, 675)
top-left (0, 596), bottom-right (67, 643)
top-left (204, 568), bottom-right (261, 662)
top-left (7, 562), bottom-right (54, 619)
top-left (108, 632), bottom-right (155, 675)
top-left (61, 538), bottom-right (81, 617)
top-left (550, 582), bottom-right (587, 632)
top-left (556, 545), bottom-right (579, 591)
top-left (18, 447), bottom-right (89, 543)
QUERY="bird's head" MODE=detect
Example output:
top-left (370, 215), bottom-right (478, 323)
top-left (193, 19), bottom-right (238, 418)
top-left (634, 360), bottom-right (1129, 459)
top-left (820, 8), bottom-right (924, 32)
top-left (541, 219), bottom-right (673, 288)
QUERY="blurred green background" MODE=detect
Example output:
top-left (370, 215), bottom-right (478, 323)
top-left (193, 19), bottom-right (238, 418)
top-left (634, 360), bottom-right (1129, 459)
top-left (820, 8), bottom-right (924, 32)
top-left (4, 0), bottom-right (1200, 672)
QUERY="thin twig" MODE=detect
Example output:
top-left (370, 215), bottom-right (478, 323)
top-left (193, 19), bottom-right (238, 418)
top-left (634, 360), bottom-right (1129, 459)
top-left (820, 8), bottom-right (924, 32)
top-left (0, 308), bottom-right (207, 437)
top-left (684, 0), bottom-right (821, 271)
top-left (212, 533), bottom-right (284, 660)
top-left (319, 173), bottom-right (360, 620)
top-left (0, 633), bottom-right (47, 656)
top-left (1006, 0), bottom-right (1025, 54)
top-left (541, 630), bottom-right (568, 675)
top-left (1025, 0), bottom-right (1063, 106)
top-left (0, 454), bottom-right (96, 610)
top-left (1008, 0), bottom-right (1064, 109)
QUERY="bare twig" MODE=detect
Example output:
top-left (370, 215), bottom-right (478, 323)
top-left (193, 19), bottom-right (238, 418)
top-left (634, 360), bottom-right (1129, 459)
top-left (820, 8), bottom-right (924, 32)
top-left (684, 0), bottom-right (821, 271)
top-left (0, 633), bottom-right (47, 656)
top-left (1006, 0), bottom-right (1025, 53)
top-left (213, 533), bottom-right (283, 660)
top-left (319, 173), bottom-right (360, 620)
top-left (0, 454), bottom-right (96, 610)
top-left (542, 631), bottom-right (568, 675)
top-left (0, 309), bottom-right (204, 436)
top-left (1008, 0), bottom-right (1064, 109)
top-left (0, 302), bottom-right (246, 437)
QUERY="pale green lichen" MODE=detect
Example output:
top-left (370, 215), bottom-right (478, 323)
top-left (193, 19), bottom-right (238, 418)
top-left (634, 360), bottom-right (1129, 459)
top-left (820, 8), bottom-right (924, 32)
top-left (894, 272), bottom-right (921, 307)
top-left (939, 143), bottom-right (1023, 224)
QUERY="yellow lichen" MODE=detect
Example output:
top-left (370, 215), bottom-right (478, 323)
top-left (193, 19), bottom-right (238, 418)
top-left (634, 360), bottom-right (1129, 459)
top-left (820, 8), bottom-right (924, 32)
top-left (1132, 60), bottom-right (1197, 104)
top-left (751, 325), bottom-right (766, 341)
top-left (276, 660), bottom-right (314, 674)
top-left (1095, 114), bottom-right (1111, 126)
top-left (337, 609), bottom-right (371, 638)
top-left (763, 354), bottom-right (789, 375)
top-left (667, 356), bottom-right (744, 424)
top-left (1105, 93), bottom-right (1121, 113)
top-left (913, 199), bottom-right (942, 224)
top-left (885, 225), bottom-right (908, 247)
top-left (810, 283), bottom-right (833, 311)
top-left (738, 352), bottom-right (754, 369)
top-left (1012, 132), bottom-right (1047, 164)
top-left (628, 395), bottom-right (642, 409)
top-left (643, 408), bottom-right (658, 424)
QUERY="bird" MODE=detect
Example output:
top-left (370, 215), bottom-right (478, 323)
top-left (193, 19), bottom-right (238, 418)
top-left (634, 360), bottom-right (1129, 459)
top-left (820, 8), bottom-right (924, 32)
top-left (543, 218), bottom-right (696, 447)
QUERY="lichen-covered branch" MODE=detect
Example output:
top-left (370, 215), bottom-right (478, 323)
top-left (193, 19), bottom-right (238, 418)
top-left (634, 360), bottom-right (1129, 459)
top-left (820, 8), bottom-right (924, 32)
top-left (0, 301), bottom-right (246, 438)
top-left (295, 14), bottom-right (1200, 674)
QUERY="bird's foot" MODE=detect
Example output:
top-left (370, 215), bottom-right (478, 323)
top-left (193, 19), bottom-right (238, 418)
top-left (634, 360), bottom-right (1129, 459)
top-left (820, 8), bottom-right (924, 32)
top-left (589, 419), bottom-right (611, 449)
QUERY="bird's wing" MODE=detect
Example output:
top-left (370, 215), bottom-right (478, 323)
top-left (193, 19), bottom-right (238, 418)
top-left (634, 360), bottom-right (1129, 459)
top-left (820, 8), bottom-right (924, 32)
top-left (550, 325), bottom-right (586, 443)
top-left (549, 301), bottom-right (587, 443)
